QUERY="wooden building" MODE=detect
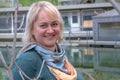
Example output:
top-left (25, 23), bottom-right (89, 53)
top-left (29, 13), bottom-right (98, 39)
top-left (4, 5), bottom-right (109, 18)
top-left (0, 2), bottom-right (114, 46)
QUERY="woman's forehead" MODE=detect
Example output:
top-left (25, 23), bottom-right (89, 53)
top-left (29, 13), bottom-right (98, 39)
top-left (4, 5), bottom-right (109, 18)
top-left (36, 10), bottom-right (58, 21)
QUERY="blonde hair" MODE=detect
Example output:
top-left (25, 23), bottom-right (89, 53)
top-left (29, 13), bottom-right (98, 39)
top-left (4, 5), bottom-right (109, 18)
top-left (22, 1), bottom-right (64, 44)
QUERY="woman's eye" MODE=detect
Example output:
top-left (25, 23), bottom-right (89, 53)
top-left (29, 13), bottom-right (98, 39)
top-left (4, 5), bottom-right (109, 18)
top-left (39, 24), bottom-right (47, 28)
top-left (52, 22), bottom-right (58, 27)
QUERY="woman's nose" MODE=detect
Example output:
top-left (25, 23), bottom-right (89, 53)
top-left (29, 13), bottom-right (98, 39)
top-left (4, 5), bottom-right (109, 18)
top-left (46, 26), bottom-right (54, 33)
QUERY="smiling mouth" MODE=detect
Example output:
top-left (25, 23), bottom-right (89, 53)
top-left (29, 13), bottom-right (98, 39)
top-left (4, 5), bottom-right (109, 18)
top-left (45, 35), bottom-right (55, 39)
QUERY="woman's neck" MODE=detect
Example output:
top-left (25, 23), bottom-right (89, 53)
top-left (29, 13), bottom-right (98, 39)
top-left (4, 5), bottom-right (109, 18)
top-left (42, 45), bottom-right (57, 52)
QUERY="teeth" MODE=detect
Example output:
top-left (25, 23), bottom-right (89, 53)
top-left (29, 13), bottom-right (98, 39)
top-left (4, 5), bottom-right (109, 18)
top-left (46, 35), bottom-right (54, 39)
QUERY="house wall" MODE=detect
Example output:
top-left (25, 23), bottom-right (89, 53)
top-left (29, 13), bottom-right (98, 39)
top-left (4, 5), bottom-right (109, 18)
top-left (0, 5), bottom-right (108, 34)
top-left (0, 3), bottom-right (113, 45)
top-left (93, 15), bottom-right (120, 41)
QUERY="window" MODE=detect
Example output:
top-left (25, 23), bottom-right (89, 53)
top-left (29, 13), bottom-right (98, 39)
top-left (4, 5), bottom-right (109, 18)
top-left (82, 9), bottom-right (103, 30)
top-left (99, 22), bottom-right (120, 41)
top-left (72, 16), bottom-right (78, 23)
top-left (17, 14), bottom-right (26, 33)
top-left (72, 12), bottom-right (78, 23)
top-left (0, 13), bottom-right (12, 33)
top-left (62, 16), bottom-right (70, 30)
top-left (83, 15), bottom-right (93, 28)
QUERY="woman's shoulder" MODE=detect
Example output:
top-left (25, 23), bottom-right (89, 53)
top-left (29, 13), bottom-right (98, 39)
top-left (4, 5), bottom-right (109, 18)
top-left (16, 48), bottom-right (42, 64)
top-left (11, 49), bottom-right (44, 80)
top-left (14, 49), bottom-right (43, 73)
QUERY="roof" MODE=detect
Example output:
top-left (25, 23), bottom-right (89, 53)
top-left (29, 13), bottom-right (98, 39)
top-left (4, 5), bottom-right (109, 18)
top-left (57, 3), bottom-right (112, 10)
top-left (94, 9), bottom-right (120, 17)
top-left (0, 3), bottom-right (112, 12)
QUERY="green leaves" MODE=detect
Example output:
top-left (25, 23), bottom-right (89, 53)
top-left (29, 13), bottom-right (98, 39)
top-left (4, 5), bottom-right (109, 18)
top-left (19, 0), bottom-right (58, 6)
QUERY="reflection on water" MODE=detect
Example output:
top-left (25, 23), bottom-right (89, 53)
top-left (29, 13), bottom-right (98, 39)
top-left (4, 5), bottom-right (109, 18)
top-left (94, 48), bottom-right (120, 68)
top-left (0, 46), bottom-right (120, 72)
top-left (65, 46), bottom-right (94, 68)
top-left (65, 46), bottom-right (120, 71)
top-left (94, 47), bottom-right (120, 73)
top-left (0, 47), bottom-right (21, 66)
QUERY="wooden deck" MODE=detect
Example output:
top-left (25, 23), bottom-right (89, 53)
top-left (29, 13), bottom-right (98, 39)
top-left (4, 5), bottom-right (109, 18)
top-left (62, 40), bottom-right (120, 47)
top-left (0, 31), bottom-right (93, 39)
top-left (0, 32), bottom-right (120, 47)
top-left (0, 40), bottom-right (120, 47)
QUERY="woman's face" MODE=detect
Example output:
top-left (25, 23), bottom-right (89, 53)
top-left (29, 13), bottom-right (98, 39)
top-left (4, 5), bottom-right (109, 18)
top-left (32, 10), bottom-right (61, 50)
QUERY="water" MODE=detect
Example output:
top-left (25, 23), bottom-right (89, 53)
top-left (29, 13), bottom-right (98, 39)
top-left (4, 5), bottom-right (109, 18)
top-left (0, 46), bottom-right (120, 73)
top-left (65, 46), bottom-right (120, 73)
top-left (65, 46), bottom-right (94, 68)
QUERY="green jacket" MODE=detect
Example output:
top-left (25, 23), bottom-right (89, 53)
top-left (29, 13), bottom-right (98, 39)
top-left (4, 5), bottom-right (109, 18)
top-left (11, 48), bottom-right (83, 80)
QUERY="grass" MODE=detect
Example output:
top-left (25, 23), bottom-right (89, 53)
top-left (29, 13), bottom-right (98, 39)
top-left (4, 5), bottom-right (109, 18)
top-left (0, 67), bottom-right (8, 80)
top-left (91, 72), bottom-right (120, 80)
top-left (84, 72), bottom-right (120, 80)
top-left (0, 69), bottom-right (4, 80)
top-left (76, 68), bottom-right (120, 80)
top-left (1, 67), bottom-right (120, 80)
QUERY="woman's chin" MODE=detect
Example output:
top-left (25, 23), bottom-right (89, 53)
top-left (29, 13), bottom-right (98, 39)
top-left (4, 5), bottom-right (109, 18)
top-left (45, 42), bottom-right (56, 47)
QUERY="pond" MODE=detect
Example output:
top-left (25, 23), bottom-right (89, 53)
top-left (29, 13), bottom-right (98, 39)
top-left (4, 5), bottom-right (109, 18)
top-left (0, 45), bottom-right (120, 73)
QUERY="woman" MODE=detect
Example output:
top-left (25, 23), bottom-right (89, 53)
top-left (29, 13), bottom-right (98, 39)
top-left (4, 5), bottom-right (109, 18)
top-left (12, 1), bottom-right (83, 80)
